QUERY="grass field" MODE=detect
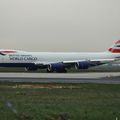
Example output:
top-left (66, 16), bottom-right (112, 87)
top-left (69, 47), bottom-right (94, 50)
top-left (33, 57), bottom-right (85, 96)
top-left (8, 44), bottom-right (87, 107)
top-left (0, 82), bottom-right (120, 120)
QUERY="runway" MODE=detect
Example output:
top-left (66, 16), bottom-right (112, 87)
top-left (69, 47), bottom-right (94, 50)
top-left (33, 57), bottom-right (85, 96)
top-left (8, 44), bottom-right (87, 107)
top-left (0, 72), bottom-right (120, 84)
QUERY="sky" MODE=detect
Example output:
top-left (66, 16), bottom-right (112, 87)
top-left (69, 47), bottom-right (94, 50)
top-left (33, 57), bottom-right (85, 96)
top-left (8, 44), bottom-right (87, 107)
top-left (0, 0), bottom-right (120, 52)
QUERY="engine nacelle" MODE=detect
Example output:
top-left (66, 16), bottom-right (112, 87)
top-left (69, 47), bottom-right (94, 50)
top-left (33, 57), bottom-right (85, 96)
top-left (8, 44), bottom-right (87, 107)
top-left (47, 63), bottom-right (65, 72)
top-left (75, 61), bottom-right (90, 70)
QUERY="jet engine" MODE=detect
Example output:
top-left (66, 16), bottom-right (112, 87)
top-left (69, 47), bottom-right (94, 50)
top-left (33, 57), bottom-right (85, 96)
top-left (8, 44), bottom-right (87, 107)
top-left (47, 63), bottom-right (66, 72)
top-left (75, 61), bottom-right (90, 70)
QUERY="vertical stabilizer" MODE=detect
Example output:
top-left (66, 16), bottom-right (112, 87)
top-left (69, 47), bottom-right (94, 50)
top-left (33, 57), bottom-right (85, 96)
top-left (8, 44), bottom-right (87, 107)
top-left (108, 40), bottom-right (120, 53)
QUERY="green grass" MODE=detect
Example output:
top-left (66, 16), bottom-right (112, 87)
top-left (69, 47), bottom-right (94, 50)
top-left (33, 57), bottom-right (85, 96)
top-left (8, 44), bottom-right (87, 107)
top-left (0, 82), bottom-right (120, 120)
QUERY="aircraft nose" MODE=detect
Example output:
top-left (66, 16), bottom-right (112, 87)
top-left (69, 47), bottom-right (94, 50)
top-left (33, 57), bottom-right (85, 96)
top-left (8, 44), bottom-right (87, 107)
top-left (0, 52), bottom-right (5, 56)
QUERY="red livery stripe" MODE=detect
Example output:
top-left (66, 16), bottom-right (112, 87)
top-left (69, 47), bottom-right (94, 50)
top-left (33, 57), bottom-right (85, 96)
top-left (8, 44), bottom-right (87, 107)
top-left (0, 50), bottom-right (16, 53)
top-left (109, 48), bottom-right (120, 53)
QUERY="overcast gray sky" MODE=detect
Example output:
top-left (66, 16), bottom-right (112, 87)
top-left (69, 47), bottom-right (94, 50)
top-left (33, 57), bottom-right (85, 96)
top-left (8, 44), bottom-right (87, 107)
top-left (0, 0), bottom-right (120, 52)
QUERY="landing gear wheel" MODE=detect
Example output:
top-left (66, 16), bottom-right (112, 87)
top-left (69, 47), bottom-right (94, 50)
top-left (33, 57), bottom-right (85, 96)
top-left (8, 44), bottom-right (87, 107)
top-left (46, 68), bottom-right (53, 73)
top-left (56, 69), bottom-right (67, 73)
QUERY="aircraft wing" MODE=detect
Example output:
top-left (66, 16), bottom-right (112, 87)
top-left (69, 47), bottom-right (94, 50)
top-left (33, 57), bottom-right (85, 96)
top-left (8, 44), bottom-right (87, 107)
top-left (62, 58), bottom-right (119, 69)
top-left (63, 58), bottom-right (118, 65)
top-left (34, 58), bottom-right (119, 70)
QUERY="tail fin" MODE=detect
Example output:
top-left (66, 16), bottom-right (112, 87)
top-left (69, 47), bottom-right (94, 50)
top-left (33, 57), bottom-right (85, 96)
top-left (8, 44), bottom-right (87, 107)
top-left (108, 40), bottom-right (120, 53)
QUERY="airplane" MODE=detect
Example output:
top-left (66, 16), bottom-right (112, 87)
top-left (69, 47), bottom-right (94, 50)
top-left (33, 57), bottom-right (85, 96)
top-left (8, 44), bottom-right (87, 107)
top-left (0, 40), bottom-right (120, 73)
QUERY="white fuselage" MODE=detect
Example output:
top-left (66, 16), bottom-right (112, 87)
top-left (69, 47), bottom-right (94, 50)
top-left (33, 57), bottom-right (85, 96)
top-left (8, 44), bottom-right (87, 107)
top-left (2, 52), bottom-right (119, 64)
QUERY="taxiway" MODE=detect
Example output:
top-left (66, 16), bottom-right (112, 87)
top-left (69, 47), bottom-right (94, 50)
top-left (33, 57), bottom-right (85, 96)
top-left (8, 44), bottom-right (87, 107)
top-left (0, 72), bottom-right (119, 84)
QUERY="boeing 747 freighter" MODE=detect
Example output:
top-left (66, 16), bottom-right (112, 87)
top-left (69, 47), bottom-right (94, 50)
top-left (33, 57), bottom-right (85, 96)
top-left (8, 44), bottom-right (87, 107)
top-left (0, 40), bottom-right (120, 72)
